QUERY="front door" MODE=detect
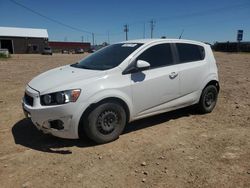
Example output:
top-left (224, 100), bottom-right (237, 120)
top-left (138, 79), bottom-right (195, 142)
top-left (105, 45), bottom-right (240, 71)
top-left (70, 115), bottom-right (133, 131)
top-left (130, 43), bottom-right (180, 117)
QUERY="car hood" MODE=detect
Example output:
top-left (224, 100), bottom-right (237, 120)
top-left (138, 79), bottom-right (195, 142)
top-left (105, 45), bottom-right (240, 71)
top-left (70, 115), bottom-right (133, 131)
top-left (28, 65), bottom-right (106, 94)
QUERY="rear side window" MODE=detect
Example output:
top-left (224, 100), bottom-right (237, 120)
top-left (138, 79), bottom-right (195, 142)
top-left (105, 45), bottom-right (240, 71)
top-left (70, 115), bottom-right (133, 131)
top-left (138, 43), bottom-right (174, 68)
top-left (176, 43), bottom-right (205, 63)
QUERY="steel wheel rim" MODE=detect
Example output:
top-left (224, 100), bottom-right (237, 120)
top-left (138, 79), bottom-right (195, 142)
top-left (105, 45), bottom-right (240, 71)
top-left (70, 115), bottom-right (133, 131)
top-left (96, 110), bottom-right (119, 135)
top-left (205, 91), bottom-right (215, 107)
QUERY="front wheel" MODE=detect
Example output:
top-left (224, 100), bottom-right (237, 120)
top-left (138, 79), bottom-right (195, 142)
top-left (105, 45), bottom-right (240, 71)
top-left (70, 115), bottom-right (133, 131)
top-left (83, 102), bottom-right (126, 144)
top-left (198, 85), bottom-right (218, 114)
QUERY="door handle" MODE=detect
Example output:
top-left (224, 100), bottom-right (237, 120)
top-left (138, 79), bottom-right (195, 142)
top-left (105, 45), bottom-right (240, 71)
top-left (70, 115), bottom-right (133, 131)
top-left (169, 72), bottom-right (178, 79)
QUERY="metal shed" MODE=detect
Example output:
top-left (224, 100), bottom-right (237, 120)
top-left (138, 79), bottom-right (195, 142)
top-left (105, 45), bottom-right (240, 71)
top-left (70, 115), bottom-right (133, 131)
top-left (0, 26), bottom-right (49, 54)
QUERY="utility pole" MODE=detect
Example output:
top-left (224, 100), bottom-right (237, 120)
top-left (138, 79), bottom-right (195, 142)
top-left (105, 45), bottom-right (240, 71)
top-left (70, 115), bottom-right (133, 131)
top-left (92, 33), bottom-right (95, 46)
top-left (143, 22), bottom-right (145, 38)
top-left (81, 36), bottom-right (84, 43)
top-left (124, 24), bottom-right (129, 41)
top-left (150, 19), bottom-right (155, 38)
top-left (107, 31), bottom-right (110, 44)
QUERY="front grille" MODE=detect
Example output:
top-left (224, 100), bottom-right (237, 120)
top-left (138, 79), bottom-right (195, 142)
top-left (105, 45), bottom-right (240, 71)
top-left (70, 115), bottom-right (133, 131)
top-left (24, 93), bottom-right (34, 106)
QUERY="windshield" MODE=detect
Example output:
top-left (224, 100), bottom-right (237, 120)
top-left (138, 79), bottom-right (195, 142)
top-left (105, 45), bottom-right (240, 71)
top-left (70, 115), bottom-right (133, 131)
top-left (71, 43), bottom-right (142, 70)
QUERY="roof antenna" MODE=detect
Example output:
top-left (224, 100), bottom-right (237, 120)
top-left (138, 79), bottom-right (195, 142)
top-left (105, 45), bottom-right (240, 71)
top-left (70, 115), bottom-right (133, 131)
top-left (179, 29), bottom-right (184, 39)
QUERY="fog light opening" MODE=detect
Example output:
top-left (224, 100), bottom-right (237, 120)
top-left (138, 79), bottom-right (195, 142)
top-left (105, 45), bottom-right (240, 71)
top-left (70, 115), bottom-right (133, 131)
top-left (49, 120), bottom-right (64, 130)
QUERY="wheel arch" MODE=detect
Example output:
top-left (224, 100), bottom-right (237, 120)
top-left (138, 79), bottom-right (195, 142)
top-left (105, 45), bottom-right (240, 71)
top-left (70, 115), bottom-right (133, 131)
top-left (200, 72), bottom-right (219, 92)
top-left (78, 97), bottom-right (130, 138)
top-left (204, 80), bottom-right (220, 92)
top-left (196, 74), bottom-right (219, 105)
top-left (198, 80), bottom-right (219, 114)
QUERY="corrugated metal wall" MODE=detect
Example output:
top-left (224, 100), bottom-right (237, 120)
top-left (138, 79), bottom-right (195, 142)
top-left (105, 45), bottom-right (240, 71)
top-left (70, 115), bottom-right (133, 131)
top-left (0, 36), bottom-right (48, 54)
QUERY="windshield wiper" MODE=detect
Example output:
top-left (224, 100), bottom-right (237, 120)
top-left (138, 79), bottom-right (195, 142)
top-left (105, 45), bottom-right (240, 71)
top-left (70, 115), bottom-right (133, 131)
top-left (71, 63), bottom-right (95, 70)
top-left (70, 62), bottom-right (79, 67)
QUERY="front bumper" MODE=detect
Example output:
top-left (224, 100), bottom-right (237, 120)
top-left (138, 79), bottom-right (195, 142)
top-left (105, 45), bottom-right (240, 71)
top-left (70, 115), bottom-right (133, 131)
top-left (22, 85), bottom-right (80, 139)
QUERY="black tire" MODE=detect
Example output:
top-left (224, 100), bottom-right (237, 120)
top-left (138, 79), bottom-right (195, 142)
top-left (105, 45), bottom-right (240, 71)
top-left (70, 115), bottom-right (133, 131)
top-left (83, 102), bottom-right (126, 144)
top-left (198, 85), bottom-right (218, 114)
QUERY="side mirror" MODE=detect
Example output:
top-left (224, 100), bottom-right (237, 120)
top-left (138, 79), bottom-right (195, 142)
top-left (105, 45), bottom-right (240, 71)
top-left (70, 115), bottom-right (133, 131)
top-left (136, 60), bottom-right (150, 69)
top-left (122, 60), bottom-right (150, 75)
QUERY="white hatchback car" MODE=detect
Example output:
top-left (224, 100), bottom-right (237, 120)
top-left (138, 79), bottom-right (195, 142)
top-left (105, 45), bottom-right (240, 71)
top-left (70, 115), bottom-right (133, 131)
top-left (23, 39), bottom-right (219, 143)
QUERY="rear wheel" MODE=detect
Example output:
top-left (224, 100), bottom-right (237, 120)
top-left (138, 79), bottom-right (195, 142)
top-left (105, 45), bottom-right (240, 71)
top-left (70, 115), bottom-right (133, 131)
top-left (83, 102), bottom-right (126, 144)
top-left (198, 85), bottom-right (218, 113)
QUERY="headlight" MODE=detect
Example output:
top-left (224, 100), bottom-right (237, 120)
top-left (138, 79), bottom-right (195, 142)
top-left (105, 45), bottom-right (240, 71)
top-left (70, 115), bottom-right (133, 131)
top-left (43, 94), bottom-right (52, 105)
top-left (41, 89), bottom-right (81, 106)
top-left (55, 92), bottom-right (65, 104)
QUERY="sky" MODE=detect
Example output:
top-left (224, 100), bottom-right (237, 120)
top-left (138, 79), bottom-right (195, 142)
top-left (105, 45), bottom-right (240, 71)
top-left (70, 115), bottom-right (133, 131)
top-left (0, 0), bottom-right (249, 44)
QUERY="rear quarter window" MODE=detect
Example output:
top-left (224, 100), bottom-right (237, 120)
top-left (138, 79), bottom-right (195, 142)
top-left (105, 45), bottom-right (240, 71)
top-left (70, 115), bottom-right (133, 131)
top-left (176, 43), bottom-right (205, 63)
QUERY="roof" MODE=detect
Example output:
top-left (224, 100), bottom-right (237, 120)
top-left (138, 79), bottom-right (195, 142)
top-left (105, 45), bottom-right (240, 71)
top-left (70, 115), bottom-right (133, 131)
top-left (0, 26), bottom-right (48, 38)
top-left (121, 38), bottom-right (206, 46)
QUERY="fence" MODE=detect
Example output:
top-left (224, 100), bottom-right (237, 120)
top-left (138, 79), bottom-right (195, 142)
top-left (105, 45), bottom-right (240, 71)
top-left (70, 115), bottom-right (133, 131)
top-left (213, 42), bottom-right (250, 52)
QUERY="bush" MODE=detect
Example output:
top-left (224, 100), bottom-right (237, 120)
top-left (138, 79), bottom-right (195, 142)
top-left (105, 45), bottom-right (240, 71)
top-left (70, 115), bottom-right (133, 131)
top-left (0, 53), bottom-right (10, 58)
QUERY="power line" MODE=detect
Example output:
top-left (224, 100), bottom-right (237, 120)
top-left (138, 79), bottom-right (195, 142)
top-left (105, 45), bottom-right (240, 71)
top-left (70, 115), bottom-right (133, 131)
top-left (124, 2), bottom-right (250, 27)
top-left (161, 14), bottom-right (250, 31)
top-left (8, 0), bottom-right (250, 42)
top-left (9, 0), bottom-right (126, 39)
top-left (157, 2), bottom-right (250, 23)
top-left (9, 0), bottom-right (93, 35)
top-left (158, 15), bottom-right (250, 40)
top-left (118, 2), bottom-right (250, 39)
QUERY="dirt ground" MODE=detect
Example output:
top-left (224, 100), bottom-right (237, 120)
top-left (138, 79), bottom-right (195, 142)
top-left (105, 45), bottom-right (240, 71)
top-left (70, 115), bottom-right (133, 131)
top-left (0, 52), bottom-right (249, 188)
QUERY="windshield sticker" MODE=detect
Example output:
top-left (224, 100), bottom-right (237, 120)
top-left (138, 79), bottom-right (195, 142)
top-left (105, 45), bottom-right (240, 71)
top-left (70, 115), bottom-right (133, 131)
top-left (122, 43), bottom-right (138, 47)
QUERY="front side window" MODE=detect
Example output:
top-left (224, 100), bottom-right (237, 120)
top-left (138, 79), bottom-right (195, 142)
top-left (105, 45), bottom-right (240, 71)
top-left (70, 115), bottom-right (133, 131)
top-left (137, 43), bottom-right (174, 68)
top-left (71, 43), bottom-right (142, 70)
top-left (176, 43), bottom-right (205, 63)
